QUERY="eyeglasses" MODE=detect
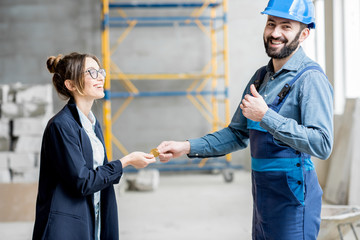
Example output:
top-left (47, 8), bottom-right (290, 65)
top-left (84, 68), bottom-right (106, 79)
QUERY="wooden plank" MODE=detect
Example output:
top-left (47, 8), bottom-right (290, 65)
top-left (348, 98), bottom-right (360, 205)
top-left (0, 183), bottom-right (38, 222)
top-left (324, 99), bottom-right (356, 204)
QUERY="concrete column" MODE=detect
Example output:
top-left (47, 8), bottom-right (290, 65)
top-left (315, 0), bottom-right (347, 189)
top-left (324, 0), bottom-right (346, 114)
top-left (343, 0), bottom-right (360, 98)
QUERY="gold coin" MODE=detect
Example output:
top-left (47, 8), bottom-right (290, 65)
top-left (150, 148), bottom-right (160, 157)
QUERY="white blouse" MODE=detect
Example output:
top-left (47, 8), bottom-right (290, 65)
top-left (77, 107), bottom-right (104, 239)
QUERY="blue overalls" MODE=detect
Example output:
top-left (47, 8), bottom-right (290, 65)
top-left (248, 66), bottom-right (324, 240)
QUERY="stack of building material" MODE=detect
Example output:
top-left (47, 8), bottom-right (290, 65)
top-left (126, 169), bottom-right (160, 192)
top-left (0, 83), bottom-right (53, 183)
top-left (324, 98), bottom-right (360, 205)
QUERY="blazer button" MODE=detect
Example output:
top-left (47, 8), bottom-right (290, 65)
top-left (296, 163), bottom-right (301, 167)
top-left (297, 181), bottom-right (302, 185)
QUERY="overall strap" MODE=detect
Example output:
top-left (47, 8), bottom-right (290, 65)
top-left (270, 66), bottom-right (325, 112)
top-left (253, 66), bottom-right (267, 91)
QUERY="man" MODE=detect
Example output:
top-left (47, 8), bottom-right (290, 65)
top-left (157, 0), bottom-right (333, 239)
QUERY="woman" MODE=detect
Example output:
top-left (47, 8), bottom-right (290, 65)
top-left (32, 52), bottom-right (155, 240)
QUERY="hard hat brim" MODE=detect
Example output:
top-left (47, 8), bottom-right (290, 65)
top-left (261, 10), bottom-right (316, 29)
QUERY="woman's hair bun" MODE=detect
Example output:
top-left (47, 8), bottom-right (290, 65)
top-left (46, 54), bottom-right (63, 73)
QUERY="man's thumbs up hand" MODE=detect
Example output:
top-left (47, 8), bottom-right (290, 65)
top-left (240, 84), bottom-right (269, 122)
top-left (250, 84), bottom-right (261, 98)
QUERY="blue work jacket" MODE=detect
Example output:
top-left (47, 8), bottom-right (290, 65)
top-left (33, 98), bottom-right (123, 240)
top-left (188, 47), bottom-right (333, 161)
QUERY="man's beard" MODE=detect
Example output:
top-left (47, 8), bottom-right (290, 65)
top-left (264, 30), bottom-right (301, 59)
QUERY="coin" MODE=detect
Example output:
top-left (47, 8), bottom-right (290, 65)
top-left (150, 148), bottom-right (159, 157)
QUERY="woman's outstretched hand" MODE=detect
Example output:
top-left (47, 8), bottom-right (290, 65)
top-left (120, 151), bottom-right (156, 169)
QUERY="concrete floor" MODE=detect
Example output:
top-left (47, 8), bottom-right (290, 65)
top-left (1, 169), bottom-right (359, 240)
top-left (118, 170), bottom-right (253, 240)
top-left (0, 170), bottom-right (253, 240)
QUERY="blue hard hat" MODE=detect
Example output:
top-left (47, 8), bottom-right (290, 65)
top-left (261, 0), bottom-right (316, 29)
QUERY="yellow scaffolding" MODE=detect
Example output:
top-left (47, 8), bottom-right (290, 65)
top-left (101, 0), bottom-right (231, 169)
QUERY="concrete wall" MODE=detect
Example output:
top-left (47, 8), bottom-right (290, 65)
top-left (0, 0), bottom-right (268, 168)
top-left (0, 0), bottom-right (101, 111)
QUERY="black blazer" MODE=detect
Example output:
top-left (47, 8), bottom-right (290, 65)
top-left (33, 99), bottom-right (123, 240)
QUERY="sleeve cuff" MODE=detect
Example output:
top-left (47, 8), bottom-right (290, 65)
top-left (111, 160), bottom-right (123, 184)
top-left (187, 139), bottom-right (204, 158)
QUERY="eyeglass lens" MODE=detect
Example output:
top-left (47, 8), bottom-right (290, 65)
top-left (88, 69), bottom-right (106, 79)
